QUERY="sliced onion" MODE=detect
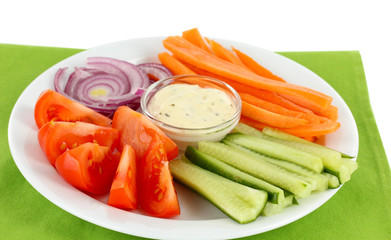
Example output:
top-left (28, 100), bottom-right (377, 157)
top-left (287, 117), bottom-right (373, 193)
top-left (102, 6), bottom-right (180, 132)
top-left (137, 63), bottom-right (173, 81)
top-left (53, 57), bottom-right (159, 117)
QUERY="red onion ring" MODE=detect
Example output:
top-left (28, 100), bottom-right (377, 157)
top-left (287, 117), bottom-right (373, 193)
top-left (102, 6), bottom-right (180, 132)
top-left (53, 57), bottom-right (172, 117)
top-left (137, 63), bottom-right (173, 80)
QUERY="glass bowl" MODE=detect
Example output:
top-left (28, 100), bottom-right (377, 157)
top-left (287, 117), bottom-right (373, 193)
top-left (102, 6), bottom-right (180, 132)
top-left (140, 75), bottom-right (242, 151)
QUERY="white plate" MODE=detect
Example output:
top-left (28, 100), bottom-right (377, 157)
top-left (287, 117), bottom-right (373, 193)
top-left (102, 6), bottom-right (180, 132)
top-left (8, 37), bottom-right (359, 240)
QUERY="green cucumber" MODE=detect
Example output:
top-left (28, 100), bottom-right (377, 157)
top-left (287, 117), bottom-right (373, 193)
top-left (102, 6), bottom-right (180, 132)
top-left (223, 133), bottom-right (324, 173)
top-left (261, 195), bottom-right (295, 216)
top-left (169, 157), bottom-right (268, 224)
top-left (184, 146), bottom-right (285, 204)
top-left (261, 126), bottom-right (355, 160)
top-left (223, 140), bottom-right (328, 192)
top-left (322, 172), bottom-right (340, 189)
top-left (198, 141), bottom-right (312, 198)
top-left (341, 157), bottom-right (358, 175)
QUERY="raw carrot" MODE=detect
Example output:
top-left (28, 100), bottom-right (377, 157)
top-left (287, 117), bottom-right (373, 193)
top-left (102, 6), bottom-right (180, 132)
top-left (239, 92), bottom-right (306, 119)
top-left (206, 38), bottom-right (250, 69)
top-left (239, 92), bottom-right (327, 124)
top-left (158, 52), bottom-right (196, 75)
top-left (180, 61), bottom-right (320, 116)
top-left (182, 28), bottom-right (212, 53)
top-left (240, 116), bottom-right (269, 130)
top-left (280, 119), bottom-right (341, 138)
top-left (241, 101), bottom-right (308, 128)
top-left (162, 36), bottom-right (332, 113)
top-left (232, 47), bottom-right (286, 82)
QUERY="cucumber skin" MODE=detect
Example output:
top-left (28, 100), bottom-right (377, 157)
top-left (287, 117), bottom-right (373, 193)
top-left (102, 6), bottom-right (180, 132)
top-left (224, 133), bottom-right (324, 173)
top-left (223, 140), bottom-right (329, 192)
top-left (169, 157), bottom-right (268, 224)
top-left (185, 146), bottom-right (284, 204)
top-left (198, 141), bottom-right (312, 198)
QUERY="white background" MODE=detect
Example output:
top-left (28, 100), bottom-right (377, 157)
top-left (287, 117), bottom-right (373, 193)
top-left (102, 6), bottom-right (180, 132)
top-left (1, 0), bottom-right (390, 166)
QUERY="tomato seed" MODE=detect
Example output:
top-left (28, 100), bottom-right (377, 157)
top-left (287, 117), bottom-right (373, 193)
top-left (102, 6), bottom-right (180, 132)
top-left (127, 170), bottom-right (132, 179)
top-left (71, 143), bottom-right (78, 148)
top-left (88, 159), bottom-right (93, 167)
top-left (60, 142), bottom-right (67, 151)
top-left (157, 192), bottom-right (164, 201)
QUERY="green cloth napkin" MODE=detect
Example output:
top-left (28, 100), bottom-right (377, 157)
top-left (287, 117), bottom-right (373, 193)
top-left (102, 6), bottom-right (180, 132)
top-left (1, 44), bottom-right (390, 240)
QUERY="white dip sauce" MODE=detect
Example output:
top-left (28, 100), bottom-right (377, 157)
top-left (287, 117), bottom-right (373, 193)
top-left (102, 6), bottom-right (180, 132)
top-left (147, 84), bottom-right (236, 128)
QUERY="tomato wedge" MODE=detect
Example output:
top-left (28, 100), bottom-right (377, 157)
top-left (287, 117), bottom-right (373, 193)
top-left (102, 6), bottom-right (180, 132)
top-left (108, 144), bottom-right (138, 210)
top-left (112, 106), bottom-right (178, 160)
top-left (38, 121), bottom-right (119, 166)
top-left (34, 89), bottom-right (112, 129)
top-left (55, 142), bottom-right (119, 195)
top-left (138, 134), bottom-right (180, 218)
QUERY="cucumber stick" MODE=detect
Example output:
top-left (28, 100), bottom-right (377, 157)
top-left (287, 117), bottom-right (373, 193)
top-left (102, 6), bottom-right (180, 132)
top-left (322, 172), bottom-right (340, 189)
top-left (198, 141), bottom-right (312, 198)
top-left (185, 146), bottom-right (285, 204)
top-left (169, 157), bottom-right (268, 224)
top-left (261, 195), bottom-right (295, 216)
top-left (223, 140), bottom-right (328, 192)
top-left (261, 126), bottom-right (355, 159)
top-left (223, 133), bottom-right (324, 173)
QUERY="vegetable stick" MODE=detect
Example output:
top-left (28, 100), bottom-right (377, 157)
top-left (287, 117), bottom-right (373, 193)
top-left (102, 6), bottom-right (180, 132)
top-left (182, 28), bottom-right (212, 53)
top-left (241, 101), bottom-right (308, 128)
top-left (183, 63), bottom-right (316, 114)
top-left (239, 92), bottom-right (306, 119)
top-left (240, 116), bottom-right (269, 130)
top-left (232, 47), bottom-right (286, 82)
top-left (163, 36), bottom-right (332, 113)
top-left (279, 93), bottom-right (337, 120)
top-left (158, 52), bottom-right (196, 75)
top-left (206, 38), bottom-right (250, 69)
top-left (239, 92), bottom-right (327, 124)
top-left (281, 119), bottom-right (341, 138)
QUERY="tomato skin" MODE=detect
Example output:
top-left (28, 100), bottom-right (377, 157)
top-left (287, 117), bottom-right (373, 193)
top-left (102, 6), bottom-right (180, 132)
top-left (55, 142), bottom-right (119, 195)
top-left (108, 144), bottom-right (138, 210)
top-left (112, 106), bottom-right (178, 160)
top-left (138, 134), bottom-right (180, 218)
top-left (34, 89), bottom-right (112, 129)
top-left (38, 121), bottom-right (119, 166)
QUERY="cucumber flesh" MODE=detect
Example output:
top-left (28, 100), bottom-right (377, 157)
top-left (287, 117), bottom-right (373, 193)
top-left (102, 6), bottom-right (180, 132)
top-left (322, 172), bottom-right (340, 189)
top-left (261, 195), bottom-right (295, 216)
top-left (185, 146), bottom-right (284, 204)
top-left (261, 126), bottom-right (355, 160)
top-left (223, 133), bottom-right (324, 173)
top-left (169, 157), bottom-right (268, 224)
top-left (222, 140), bottom-right (328, 192)
top-left (198, 141), bottom-right (312, 198)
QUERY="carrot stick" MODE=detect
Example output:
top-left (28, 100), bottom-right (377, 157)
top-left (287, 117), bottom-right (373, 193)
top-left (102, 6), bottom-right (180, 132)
top-left (182, 28), bottom-right (212, 53)
top-left (158, 52), bottom-right (196, 75)
top-left (206, 38), bottom-right (250, 69)
top-left (232, 47), bottom-right (286, 82)
top-left (185, 65), bottom-right (316, 114)
top-left (280, 119), bottom-right (341, 138)
top-left (240, 115), bottom-right (339, 138)
top-left (240, 116), bottom-right (269, 130)
top-left (239, 92), bottom-right (328, 124)
top-left (162, 36), bottom-right (332, 113)
top-left (239, 92), bottom-right (305, 118)
top-left (241, 101), bottom-right (308, 128)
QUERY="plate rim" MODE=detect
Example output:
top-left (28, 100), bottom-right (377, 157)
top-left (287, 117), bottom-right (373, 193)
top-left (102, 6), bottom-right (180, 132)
top-left (8, 36), bottom-right (359, 240)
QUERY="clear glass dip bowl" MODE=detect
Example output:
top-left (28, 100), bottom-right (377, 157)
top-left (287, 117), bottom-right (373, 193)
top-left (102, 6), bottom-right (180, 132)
top-left (140, 75), bottom-right (242, 151)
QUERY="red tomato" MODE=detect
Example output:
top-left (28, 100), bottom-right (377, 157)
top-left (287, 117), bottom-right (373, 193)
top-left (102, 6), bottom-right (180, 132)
top-left (38, 121), bottom-right (119, 166)
top-left (138, 134), bottom-right (180, 218)
top-left (55, 142), bottom-right (119, 195)
top-left (34, 89), bottom-right (112, 129)
top-left (108, 144), bottom-right (138, 210)
top-left (112, 106), bottom-right (178, 161)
